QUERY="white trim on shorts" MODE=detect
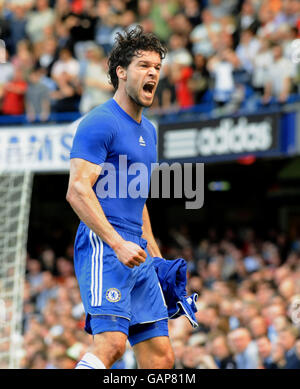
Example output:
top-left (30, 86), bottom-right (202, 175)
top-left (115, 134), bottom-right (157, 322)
top-left (158, 282), bottom-right (168, 307)
top-left (89, 231), bottom-right (103, 307)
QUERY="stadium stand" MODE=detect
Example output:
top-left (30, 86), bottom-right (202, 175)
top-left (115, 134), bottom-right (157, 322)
top-left (0, 0), bottom-right (299, 122)
top-left (22, 225), bottom-right (300, 369)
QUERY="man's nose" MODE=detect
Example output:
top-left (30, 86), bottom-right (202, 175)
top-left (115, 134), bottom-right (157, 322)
top-left (148, 66), bottom-right (158, 77)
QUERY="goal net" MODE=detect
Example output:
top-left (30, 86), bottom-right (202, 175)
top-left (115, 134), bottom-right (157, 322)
top-left (0, 172), bottom-right (33, 369)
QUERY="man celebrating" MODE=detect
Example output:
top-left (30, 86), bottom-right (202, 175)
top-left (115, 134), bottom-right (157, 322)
top-left (66, 26), bottom-right (175, 369)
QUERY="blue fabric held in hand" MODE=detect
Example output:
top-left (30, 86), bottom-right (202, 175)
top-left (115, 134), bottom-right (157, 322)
top-left (152, 257), bottom-right (198, 328)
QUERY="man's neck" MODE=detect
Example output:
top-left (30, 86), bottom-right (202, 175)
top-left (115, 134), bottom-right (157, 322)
top-left (113, 90), bottom-right (143, 124)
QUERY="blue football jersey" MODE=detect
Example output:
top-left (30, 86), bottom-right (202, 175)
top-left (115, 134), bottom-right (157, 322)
top-left (70, 98), bottom-right (157, 229)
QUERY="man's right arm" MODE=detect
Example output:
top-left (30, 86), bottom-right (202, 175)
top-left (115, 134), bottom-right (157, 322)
top-left (66, 158), bottom-right (147, 268)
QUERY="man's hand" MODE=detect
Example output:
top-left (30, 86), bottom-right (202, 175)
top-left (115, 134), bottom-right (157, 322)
top-left (113, 240), bottom-right (147, 268)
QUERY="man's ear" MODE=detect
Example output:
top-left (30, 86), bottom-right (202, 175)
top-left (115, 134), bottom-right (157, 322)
top-left (116, 65), bottom-right (127, 82)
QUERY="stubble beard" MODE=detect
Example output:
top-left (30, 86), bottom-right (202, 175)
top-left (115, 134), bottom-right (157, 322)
top-left (126, 84), bottom-right (153, 108)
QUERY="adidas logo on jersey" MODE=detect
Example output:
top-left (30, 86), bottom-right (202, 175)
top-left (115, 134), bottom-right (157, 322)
top-left (139, 136), bottom-right (146, 146)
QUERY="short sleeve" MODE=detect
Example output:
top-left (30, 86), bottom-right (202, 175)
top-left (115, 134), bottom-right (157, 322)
top-left (152, 122), bottom-right (157, 146)
top-left (70, 111), bottom-right (115, 165)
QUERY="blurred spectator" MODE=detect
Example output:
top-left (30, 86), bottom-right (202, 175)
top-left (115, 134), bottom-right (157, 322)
top-left (190, 9), bottom-right (221, 58)
top-left (252, 37), bottom-right (273, 94)
top-left (207, 48), bottom-right (240, 107)
top-left (181, 0), bottom-right (202, 28)
top-left (26, 66), bottom-right (51, 122)
top-left (38, 37), bottom-right (59, 77)
top-left (262, 43), bottom-right (293, 104)
top-left (0, 50), bottom-right (14, 102)
top-left (7, 3), bottom-right (28, 55)
top-left (273, 0), bottom-right (299, 30)
top-left (35, 271), bottom-right (58, 313)
top-left (235, 0), bottom-right (259, 36)
top-left (94, 0), bottom-right (117, 55)
top-left (109, 10), bottom-right (137, 45)
top-left (249, 316), bottom-right (268, 339)
top-left (149, 0), bottom-right (179, 42)
top-left (11, 39), bottom-right (34, 79)
top-left (25, 0), bottom-right (55, 44)
top-left (204, 261), bottom-right (222, 288)
top-left (228, 328), bottom-right (260, 369)
top-left (270, 341), bottom-right (287, 368)
top-left (256, 336), bottom-right (277, 369)
top-left (282, 26), bottom-right (300, 84)
top-left (26, 258), bottom-right (43, 296)
top-left (180, 344), bottom-right (198, 368)
top-left (152, 61), bottom-right (176, 111)
top-left (55, 257), bottom-right (74, 283)
top-left (279, 277), bottom-right (296, 301)
top-left (265, 302), bottom-right (287, 343)
top-left (187, 53), bottom-right (209, 104)
top-left (165, 32), bottom-right (191, 65)
top-left (206, 0), bottom-right (238, 20)
top-left (40, 248), bottom-right (57, 274)
top-left (187, 275), bottom-right (203, 295)
top-left (168, 12), bottom-right (193, 38)
top-left (54, 0), bottom-right (72, 47)
top-left (0, 0), bottom-right (11, 46)
top-left (180, 339), bottom-right (218, 369)
top-left (197, 305), bottom-right (220, 333)
top-left (79, 44), bottom-right (113, 114)
top-left (137, 0), bottom-right (152, 23)
top-left (210, 334), bottom-right (237, 369)
top-left (55, 0), bottom-right (71, 21)
top-left (1, 66), bottom-right (27, 115)
top-left (169, 50), bottom-right (194, 108)
top-left (51, 47), bottom-right (80, 81)
top-left (257, 3), bottom-right (277, 39)
top-left (278, 326), bottom-right (300, 369)
top-left (51, 47), bottom-right (81, 112)
top-left (236, 28), bottom-right (260, 76)
top-left (29, 350), bottom-right (48, 369)
top-left (63, 0), bottom-right (98, 59)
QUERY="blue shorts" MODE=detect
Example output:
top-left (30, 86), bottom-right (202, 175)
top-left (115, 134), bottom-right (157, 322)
top-left (73, 219), bottom-right (169, 346)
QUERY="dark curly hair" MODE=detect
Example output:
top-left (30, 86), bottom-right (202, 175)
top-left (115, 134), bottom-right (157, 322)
top-left (107, 25), bottom-right (167, 90)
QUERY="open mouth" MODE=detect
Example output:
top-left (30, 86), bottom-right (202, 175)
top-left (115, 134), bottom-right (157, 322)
top-left (143, 82), bottom-right (156, 95)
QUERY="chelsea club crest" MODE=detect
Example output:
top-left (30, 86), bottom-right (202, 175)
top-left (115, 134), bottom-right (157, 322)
top-left (106, 288), bottom-right (121, 303)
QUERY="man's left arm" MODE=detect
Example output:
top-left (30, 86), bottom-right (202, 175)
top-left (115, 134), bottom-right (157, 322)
top-left (142, 204), bottom-right (162, 258)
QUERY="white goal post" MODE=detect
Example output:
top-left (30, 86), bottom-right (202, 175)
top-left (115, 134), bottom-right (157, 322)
top-left (0, 172), bottom-right (33, 369)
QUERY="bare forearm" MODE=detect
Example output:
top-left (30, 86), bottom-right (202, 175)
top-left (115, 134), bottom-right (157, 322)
top-left (67, 158), bottom-right (147, 268)
top-left (67, 183), bottom-right (123, 250)
top-left (145, 236), bottom-right (162, 258)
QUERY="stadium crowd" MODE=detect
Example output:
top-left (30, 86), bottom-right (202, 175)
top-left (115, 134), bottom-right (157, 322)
top-left (0, 0), bottom-right (299, 120)
top-left (2, 0), bottom-right (300, 370)
top-left (22, 224), bottom-right (300, 369)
